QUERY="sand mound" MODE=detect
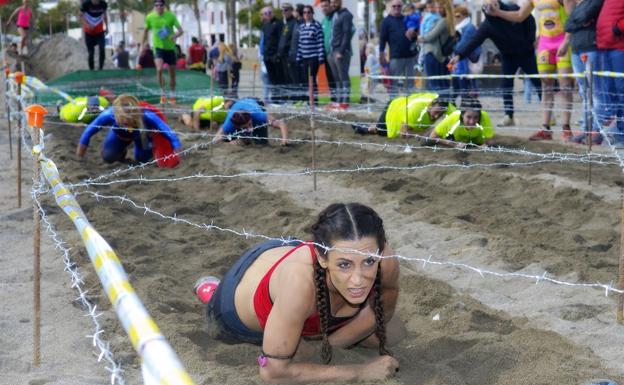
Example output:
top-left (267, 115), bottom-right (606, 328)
top-left (9, 34), bottom-right (90, 80)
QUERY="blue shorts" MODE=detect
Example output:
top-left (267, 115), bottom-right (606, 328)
top-left (206, 239), bottom-right (300, 345)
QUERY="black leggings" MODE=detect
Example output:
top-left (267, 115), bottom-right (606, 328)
top-left (501, 53), bottom-right (542, 118)
top-left (85, 32), bottom-right (105, 70)
top-left (375, 101), bottom-right (392, 137)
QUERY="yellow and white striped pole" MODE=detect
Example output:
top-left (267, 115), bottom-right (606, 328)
top-left (29, 104), bottom-right (195, 384)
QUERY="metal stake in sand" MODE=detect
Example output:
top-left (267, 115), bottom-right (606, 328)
top-left (15, 71), bottom-right (24, 208)
top-left (308, 67), bottom-right (317, 191)
top-left (4, 65), bottom-right (12, 160)
top-left (25, 104), bottom-right (48, 366)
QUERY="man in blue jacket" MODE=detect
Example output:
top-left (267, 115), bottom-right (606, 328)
top-left (449, 0), bottom-right (542, 127)
top-left (379, 0), bottom-right (418, 97)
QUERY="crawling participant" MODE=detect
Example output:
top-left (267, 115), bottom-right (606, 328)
top-left (76, 94), bottom-right (182, 167)
top-left (429, 96), bottom-right (495, 148)
top-left (180, 96), bottom-right (231, 130)
top-left (59, 95), bottom-right (109, 124)
top-left (195, 202), bottom-right (401, 383)
top-left (352, 93), bottom-right (456, 139)
top-left (215, 98), bottom-right (288, 146)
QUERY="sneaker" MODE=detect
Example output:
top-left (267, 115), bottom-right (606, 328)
top-left (325, 102), bottom-right (340, 111)
top-left (194, 276), bottom-right (220, 304)
top-left (168, 97), bottom-right (176, 105)
top-left (529, 129), bottom-right (553, 141)
top-left (160, 95), bottom-right (167, 105)
top-left (339, 103), bottom-right (349, 111)
top-left (562, 125), bottom-right (572, 141)
top-left (500, 115), bottom-right (515, 127)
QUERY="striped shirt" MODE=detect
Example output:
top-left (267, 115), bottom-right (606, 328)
top-left (296, 21), bottom-right (324, 62)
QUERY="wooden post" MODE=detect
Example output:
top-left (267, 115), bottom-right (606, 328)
top-left (24, 104), bottom-right (48, 367)
top-left (32, 123), bottom-right (41, 367)
top-left (252, 63), bottom-right (257, 98)
top-left (4, 66), bottom-right (12, 160)
top-left (308, 67), bottom-right (317, 191)
top-left (618, 187), bottom-right (624, 323)
top-left (586, 58), bottom-right (593, 186)
top-left (16, 73), bottom-right (23, 208)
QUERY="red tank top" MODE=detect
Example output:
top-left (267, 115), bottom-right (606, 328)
top-left (253, 243), bottom-right (323, 336)
top-left (253, 242), bottom-right (364, 336)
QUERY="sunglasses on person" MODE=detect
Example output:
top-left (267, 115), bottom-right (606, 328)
top-left (392, 4), bottom-right (402, 8)
top-left (303, 10), bottom-right (311, 14)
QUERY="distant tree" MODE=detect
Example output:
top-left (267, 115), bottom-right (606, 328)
top-left (37, 0), bottom-right (78, 35)
top-left (237, 0), bottom-right (281, 47)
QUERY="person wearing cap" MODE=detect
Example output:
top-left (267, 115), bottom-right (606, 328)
top-left (59, 95), bottom-right (110, 124)
top-left (215, 98), bottom-right (288, 146)
top-left (141, 0), bottom-right (184, 105)
top-left (352, 93), bottom-right (456, 139)
top-left (180, 96), bottom-right (233, 130)
top-left (76, 94), bottom-right (182, 166)
top-left (429, 96), bottom-right (495, 148)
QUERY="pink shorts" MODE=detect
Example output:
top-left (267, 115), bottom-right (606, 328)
top-left (536, 34), bottom-right (571, 73)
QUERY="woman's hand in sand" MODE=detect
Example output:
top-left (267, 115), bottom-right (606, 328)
top-left (359, 355), bottom-right (399, 380)
top-left (76, 144), bottom-right (87, 158)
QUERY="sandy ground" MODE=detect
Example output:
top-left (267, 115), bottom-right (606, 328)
top-left (1, 85), bottom-right (621, 385)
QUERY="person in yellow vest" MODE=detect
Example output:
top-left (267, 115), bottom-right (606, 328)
top-left (180, 96), bottom-right (233, 130)
top-left (352, 93), bottom-right (456, 139)
top-left (429, 96), bottom-right (495, 148)
top-left (59, 95), bottom-right (110, 124)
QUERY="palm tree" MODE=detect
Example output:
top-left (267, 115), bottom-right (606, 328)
top-left (225, 0), bottom-right (237, 47)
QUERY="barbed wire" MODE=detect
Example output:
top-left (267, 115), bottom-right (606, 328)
top-left (32, 188), bottom-right (125, 385)
top-left (75, 190), bottom-right (622, 297)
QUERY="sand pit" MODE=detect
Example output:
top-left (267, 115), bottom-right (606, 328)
top-left (29, 104), bottom-right (624, 384)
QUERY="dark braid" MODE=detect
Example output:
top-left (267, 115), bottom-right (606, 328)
top-left (310, 203), bottom-right (388, 363)
top-left (373, 265), bottom-right (391, 356)
top-left (314, 261), bottom-right (332, 363)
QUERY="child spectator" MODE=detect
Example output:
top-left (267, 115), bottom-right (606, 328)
top-left (403, 3), bottom-right (421, 54)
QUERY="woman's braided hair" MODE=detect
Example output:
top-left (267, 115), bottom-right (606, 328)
top-left (310, 203), bottom-right (389, 364)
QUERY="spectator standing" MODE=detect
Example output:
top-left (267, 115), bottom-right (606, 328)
top-left (188, 36), bottom-right (207, 71)
top-left (490, 0), bottom-right (576, 140)
top-left (563, 0), bottom-right (604, 144)
top-left (141, 0), bottom-right (183, 105)
top-left (418, 0), bottom-right (454, 92)
top-left (595, 0), bottom-right (624, 143)
top-left (215, 42), bottom-right (233, 96)
top-left (259, 33), bottom-right (271, 104)
top-left (296, 5), bottom-right (325, 105)
top-left (278, 3), bottom-right (298, 101)
top-left (451, 6), bottom-right (480, 100)
top-left (417, 0), bottom-right (441, 71)
top-left (113, 41), bottom-right (130, 68)
top-left (176, 44), bottom-right (187, 69)
top-left (261, 7), bottom-right (284, 104)
top-left (449, 0), bottom-right (542, 128)
top-left (379, 0), bottom-right (419, 97)
top-left (328, 0), bottom-right (354, 109)
top-left (229, 44), bottom-right (242, 98)
top-left (289, 4), bottom-right (306, 103)
top-left (138, 43), bottom-right (156, 68)
top-left (79, 0), bottom-right (108, 71)
top-left (320, 0), bottom-right (337, 104)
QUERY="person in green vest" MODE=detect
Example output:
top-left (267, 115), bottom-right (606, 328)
top-left (181, 96), bottom-right (232, 130)
top-left (352, 92), bottom-right (455, 139)
top-left (429, 96), bottom-right (495, 148)
top-left (59, 95), bottom-right (110, 124)
top-left (140, 0), bottom-right (183, 105)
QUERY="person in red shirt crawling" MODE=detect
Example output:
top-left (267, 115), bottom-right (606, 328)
top-left (187, 36), bottom-right (207, 71)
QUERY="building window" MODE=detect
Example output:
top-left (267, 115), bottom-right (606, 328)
top-left (220, 10), bottom-right (224, 24)
top-left (211, 11), bottom-right (214, 24)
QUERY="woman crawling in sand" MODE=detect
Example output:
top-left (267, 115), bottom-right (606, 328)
top-left (195, 203), bottom-right (401, 383)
